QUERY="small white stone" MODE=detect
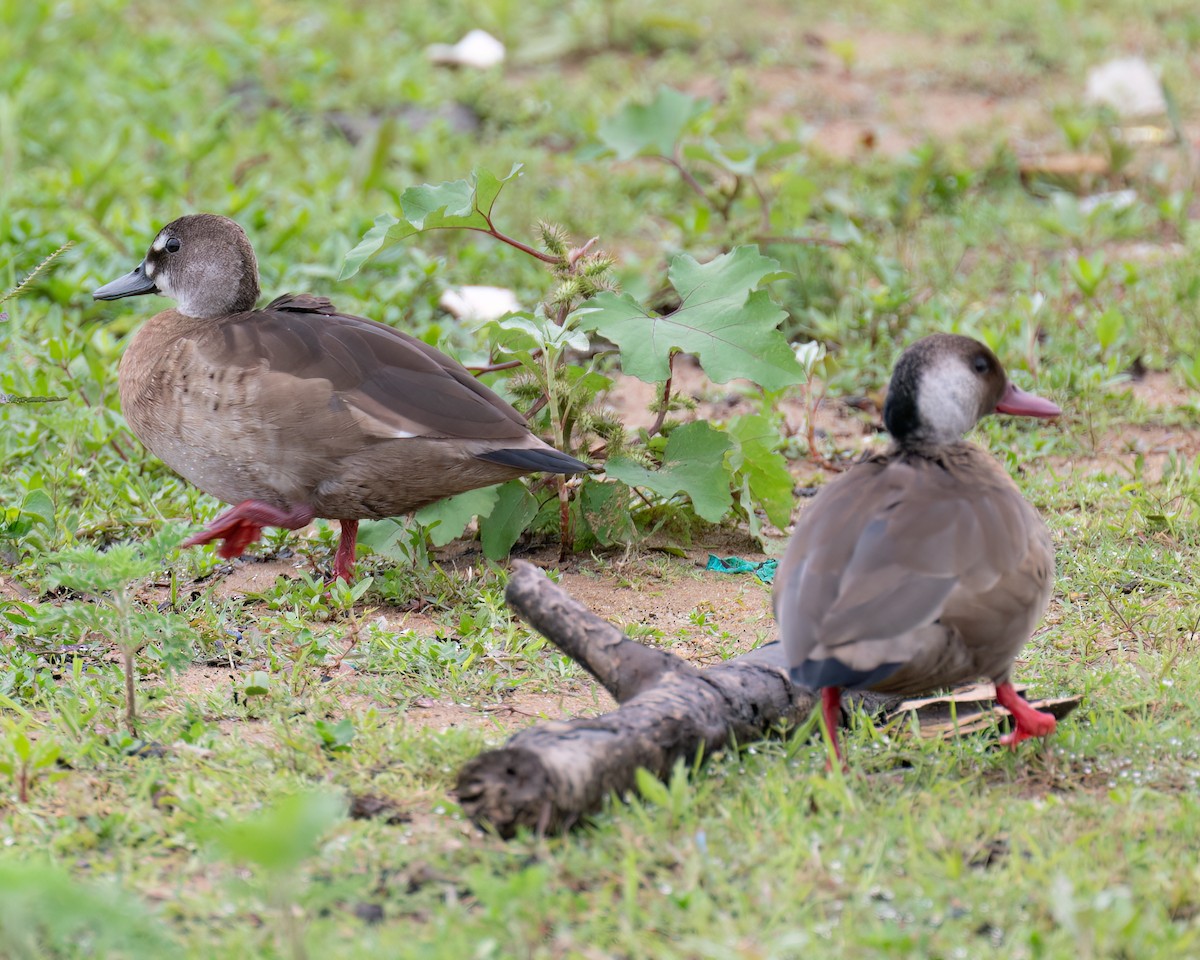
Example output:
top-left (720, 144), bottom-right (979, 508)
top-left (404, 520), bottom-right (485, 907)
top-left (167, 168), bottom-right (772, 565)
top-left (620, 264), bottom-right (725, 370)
top-left (1085, 57), bottom-right (1165, 118)
top-left (439, 285), bottom-right (520, 322)
top-left (427, 30), bottom-right (505, 69)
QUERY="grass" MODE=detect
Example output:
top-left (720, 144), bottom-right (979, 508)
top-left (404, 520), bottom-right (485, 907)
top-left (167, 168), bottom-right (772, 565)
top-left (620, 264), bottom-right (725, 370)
top-left (3, 0), bottom-right (1200, 956)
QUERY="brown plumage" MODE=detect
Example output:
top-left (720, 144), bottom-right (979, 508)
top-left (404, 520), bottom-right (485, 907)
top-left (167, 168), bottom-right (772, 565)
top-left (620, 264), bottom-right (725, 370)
top-left (93, 214), bottom-right (589, 580)
top-left (774, 334), bottom-right (1062, 763)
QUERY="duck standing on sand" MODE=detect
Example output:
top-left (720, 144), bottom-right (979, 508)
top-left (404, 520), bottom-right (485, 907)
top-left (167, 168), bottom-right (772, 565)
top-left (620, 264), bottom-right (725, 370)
top-left (93, 214), bottom-right (589, 582)
top-left (773, 334), bottom-right (1062, 763)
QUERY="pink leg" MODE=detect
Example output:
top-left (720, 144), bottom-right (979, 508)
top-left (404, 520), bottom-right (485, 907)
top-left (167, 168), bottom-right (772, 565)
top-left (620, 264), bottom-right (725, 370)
top-left (821, 686), bottom-right (844, 769)
top-left (332, 519), bottom-right (359, 583)
top-left (182, 501), bottom-right (315, 560)
top-left (994, 682), bottom-right (1057, 748)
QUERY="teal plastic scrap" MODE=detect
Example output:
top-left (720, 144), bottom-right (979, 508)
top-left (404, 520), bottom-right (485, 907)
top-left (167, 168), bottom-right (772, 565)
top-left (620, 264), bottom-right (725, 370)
top-left (705, 554), bottom-right (777, 584)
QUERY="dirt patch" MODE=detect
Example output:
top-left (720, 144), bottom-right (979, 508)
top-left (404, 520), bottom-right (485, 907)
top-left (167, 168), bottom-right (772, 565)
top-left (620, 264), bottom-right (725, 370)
top-left (200, 557), bottom-right (314, 598)
top-left (733, 23), bottom-right (1052, 157)
top-left (400, 687), bottom-right (614, 734)
top-left (1123, 371), bottom-right (1196, 411)
top-left (559, 559), bottom-right (773, 659)
top-left (1052, 373), bottom-right (1200, 480)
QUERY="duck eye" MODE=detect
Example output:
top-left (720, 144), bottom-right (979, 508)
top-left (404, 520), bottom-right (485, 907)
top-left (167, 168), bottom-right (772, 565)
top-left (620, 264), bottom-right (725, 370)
top-left (972, 355), bottom-right (989, 374)
top-left (165, 238), bottom-right (181, 253)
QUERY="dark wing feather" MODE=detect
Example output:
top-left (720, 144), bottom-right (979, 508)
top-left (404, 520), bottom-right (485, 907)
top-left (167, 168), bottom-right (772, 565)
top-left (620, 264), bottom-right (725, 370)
top-left (209, 296), bottom-right (530, 441)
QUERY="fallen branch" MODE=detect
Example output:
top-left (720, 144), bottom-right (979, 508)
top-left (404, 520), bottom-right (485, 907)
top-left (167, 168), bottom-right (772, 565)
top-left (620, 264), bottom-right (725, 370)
top-left (453, 561), bottom-right (897, 838)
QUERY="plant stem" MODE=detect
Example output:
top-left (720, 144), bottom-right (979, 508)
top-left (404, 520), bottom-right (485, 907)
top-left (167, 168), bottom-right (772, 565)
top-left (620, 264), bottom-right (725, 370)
top-left (664, 151), bottom-right (710, 206)
top-left (557, 478), bottom-right (572, 561)
top-left (115, 590), bottom-right (137, 736)
top-left (473, 219), bottom-right (559, 264)
top-left (123, 647), bottom-right (137, 736)
top-left (646, 353), bottom-right (676, 439)
top-left (467, 351), bottom-right (541, 374)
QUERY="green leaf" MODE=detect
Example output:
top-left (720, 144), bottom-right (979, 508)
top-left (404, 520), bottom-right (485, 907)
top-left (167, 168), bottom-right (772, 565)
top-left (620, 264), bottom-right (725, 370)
top-left (634, 766), bottom-right (672, 807)
top-left (19, 489), bottom-right (55, 533)
top-left (479, 480), bottom-right (538, 560)
top-left (200, 790), bottom-right (344, 873)
top-left (356, 518), bottom-right (412, 560)
top-left (0, 860), bottom-right (174, 954)
top-left (339, 165), bottom-right (523, 278)
top-left (576, 246), bottom-right (802, 389)
top-left (241, 671), bottom-right (271, 697)
top-left (339, 213), bottom-right (399, 279)
top-left (597, 87), bottom-right (708, 161)
top-left (683, 140), bottom-right (760, 176)
top-left (416, 485), bottom-right (502, 547)
top-left (313, 717), bottom-right (355, 752)
top-left (490, 312), bottom-right (590, 353)
top-left (606, 422), bottom-right (734, 522)
top-left (1095, 307), bottom-right (1126, 353)
top-left (726, 414), bottom-right (794, 529)
top-left (579, 478), bottom-right (636, 547)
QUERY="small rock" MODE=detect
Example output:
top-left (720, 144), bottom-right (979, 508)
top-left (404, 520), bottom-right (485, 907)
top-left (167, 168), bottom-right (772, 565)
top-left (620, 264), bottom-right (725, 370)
top-left (352, 902), bottom-right (385, 925)
top-left (427, 29), bottom-right (505, 69)
top-left (1085, 57), bottom-right (1165, 118)
top-left (439, 285), bottom-right (521, 322)
top-left (348, 792), bottom-right (411, 825)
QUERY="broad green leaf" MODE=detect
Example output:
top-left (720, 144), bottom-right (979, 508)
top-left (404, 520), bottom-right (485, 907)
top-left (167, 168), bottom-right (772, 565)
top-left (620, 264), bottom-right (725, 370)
top-left (479, 480), bottom-right (538, 560)
top-left (401, 178), bottom-right (482, 228)
top-left (356, 518), bottom-right (412, 559)
top-left (683, 140), bottom-right (758, 176)
top-left (726, 414), bottom-right (794, 529)
top-left (605, 422), bottom-right (734, 522)
top-left (416, 485), bottom-right (502, 547)
top-left (200, 790), bottom-right (344, 873)
top-left (490, 312), bottom-right (590, 353)
top-left (339, 165), bottom-right (523, 278)
top-left (597, 87), bottom-right (708, 161)
top-left (19, 489), bottom-right (55, 530)
top-left (339, 213), bottom-right (398, 279)
top-left (241, 670), bottom-right (271, 697)
top-left (576, 246), bottom-right (802, 389)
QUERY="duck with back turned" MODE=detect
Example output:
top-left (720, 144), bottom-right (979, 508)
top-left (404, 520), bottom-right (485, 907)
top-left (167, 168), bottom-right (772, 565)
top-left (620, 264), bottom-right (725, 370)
top-left (93, 214), bottom-right (590, 581)
top-left (773, 334), bottom-right (1062, 764)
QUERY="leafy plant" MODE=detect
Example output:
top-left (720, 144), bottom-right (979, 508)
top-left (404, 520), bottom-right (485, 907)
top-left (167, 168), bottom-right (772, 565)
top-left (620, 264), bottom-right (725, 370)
top-left (0, 718), bottom-right (65, 803)
top-left (595, 86), bottom-right (813, 248)
top-left (344, 165), bottom-right (808, 552)
top-left (39, 527), bottom-right (189, 735)
top-left (194, 790), bottom-right (345, 960)
top-left (0, 859), bottom-right (173, 959)
top-left (0, 246), bottom-right (71, 407)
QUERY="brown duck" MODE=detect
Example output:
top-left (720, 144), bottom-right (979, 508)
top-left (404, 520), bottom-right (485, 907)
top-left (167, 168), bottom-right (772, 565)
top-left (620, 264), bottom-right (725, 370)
top-left (93, 214), bottom-right (589, 581)
top-left (774, 333), bottom-right (1062, 764)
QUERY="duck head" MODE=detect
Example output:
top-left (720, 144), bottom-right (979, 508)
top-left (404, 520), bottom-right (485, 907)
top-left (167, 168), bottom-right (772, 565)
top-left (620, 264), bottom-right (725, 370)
top-left (883, 333), bottom-right (1061, 446)
top-left (93, 214), bottom-right (260, 319)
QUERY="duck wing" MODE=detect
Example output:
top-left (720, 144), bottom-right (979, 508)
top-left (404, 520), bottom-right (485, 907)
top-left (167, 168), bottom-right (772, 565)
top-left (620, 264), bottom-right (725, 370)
top-left (774, 452), bottom-right (1034, 689)
top-left (206, 293), bottom-right (531, 442)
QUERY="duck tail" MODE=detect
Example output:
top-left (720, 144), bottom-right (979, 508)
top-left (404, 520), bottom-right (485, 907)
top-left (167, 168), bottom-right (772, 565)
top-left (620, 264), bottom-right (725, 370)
top-left (476, 447), bottom-right (592, 475)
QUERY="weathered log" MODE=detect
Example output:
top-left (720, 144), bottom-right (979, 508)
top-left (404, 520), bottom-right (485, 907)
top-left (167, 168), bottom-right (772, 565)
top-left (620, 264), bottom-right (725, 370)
top-left (453, 560), bottom-right (897, 838)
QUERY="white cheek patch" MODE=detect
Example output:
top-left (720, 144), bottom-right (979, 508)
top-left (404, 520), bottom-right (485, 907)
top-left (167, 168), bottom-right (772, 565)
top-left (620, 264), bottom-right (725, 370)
top-left (917, 361), bottom-right (979, 443)
top-left (143, 260), bottom-right (156, 277)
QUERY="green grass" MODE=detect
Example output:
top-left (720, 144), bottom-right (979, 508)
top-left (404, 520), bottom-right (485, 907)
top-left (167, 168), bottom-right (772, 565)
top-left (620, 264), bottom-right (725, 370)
top-left (3, 0), bottom-right (1200, 956)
